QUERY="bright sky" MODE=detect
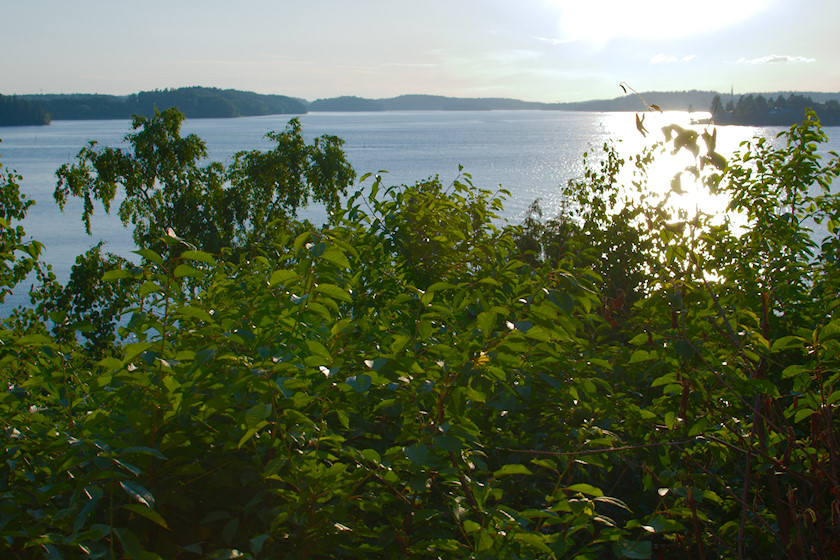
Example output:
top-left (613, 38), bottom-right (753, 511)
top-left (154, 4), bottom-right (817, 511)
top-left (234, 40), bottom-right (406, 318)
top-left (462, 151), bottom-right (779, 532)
top-left (2, 0), bottom-right (838, 102)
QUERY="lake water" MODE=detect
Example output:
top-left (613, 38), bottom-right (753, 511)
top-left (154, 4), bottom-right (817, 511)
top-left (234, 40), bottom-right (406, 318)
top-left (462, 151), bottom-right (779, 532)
top-left (0, 110), bottom-right (836, 311)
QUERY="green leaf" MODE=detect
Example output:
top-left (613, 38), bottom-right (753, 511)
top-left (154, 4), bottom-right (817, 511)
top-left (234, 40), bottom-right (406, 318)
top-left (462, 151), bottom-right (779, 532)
top-left (245, 403), bottom-right (272, 429)
top-left (139, 281), bottom-right (163, 296)
top-left (513, 533), bottom-right (552, 554)
top-left (119, 481), bottom-right (155, 509)
top-left (180, 250), bottom-right (216, 265)
top-left (250, 534), bottom-right (270, 556)
top-left (818, 320), bottom-right (840, 343)
top-left (613, 539), bottom-right (652, 559)
top-left (102, 268), bottom-right (131, 281)
top-left (134, 248), bottom-right (164, 266)
top-left (269, 269), bottom-right (297, 287)
top-left (123, 446), bottom-right (167, 460)
top-left (477, 311), bottom-right (496, 336)
top-left (176, 306), bottom-right (214, 322)
top-left (427, 281), bottom-right (457, 292)
top-left (123, 342), bottom-right (153, 364)
top-left (794, 407), bottom-right (816, 423)
top-left (293, 231), bottom-right (311, 252)
top-left (565, 483), bottom-right (604, 497)
top-left (418, 320), bottom-right (433, 340)
top-left (390, 334), bottom-right (412, 354)
top-left (15, 333), bottom-right (55, 346)
top-left (347, 374), bottom-right (371, 393)
top-left (305, 339), bottom-right (332, 361)
top-left (337, 409), bottom-right (350, 429)
top-left (321, 246), bottom-right (351, 269)
top-left (238, 428), bottom-right (259, 449)
top-left (404, 443), bottom-right (429, 465)
top-left (434, 435), bottom-right (462, 453)
top-left (782, 364), bottom-right (809, 379)
top-left (651, 372), bottom-right (677, 387)
top-left (524, 325), bottom-right (554, 342)
top-left (630, 350), bottom-right (654, 363)
top-left (315, 283), bottom-right (352, 303)
top-left (674, 340), bottom-right (693, 361)
top-left (493, 464), bottom-right (532, 477)
top-left (122, 504), bottom-right (169, 529)
top-left (174, 263), bottom-right (204, 278)
top-left (771, 336), bottom-right (805, 352)
top-left (361, 448), bottom-right (382, 464)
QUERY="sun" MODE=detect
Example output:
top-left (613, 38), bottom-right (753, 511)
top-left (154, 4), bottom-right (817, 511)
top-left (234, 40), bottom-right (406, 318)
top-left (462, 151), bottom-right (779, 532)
top-left (546, 0), bottom-right (772, 45)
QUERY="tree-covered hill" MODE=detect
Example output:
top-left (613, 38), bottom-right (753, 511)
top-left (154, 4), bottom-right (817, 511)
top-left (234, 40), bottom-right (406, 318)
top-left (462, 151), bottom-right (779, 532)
top-left (20, 86), bottom-right (306, 121)
top-left (309, 96), bottom-right (386, 111)
top-left (0, 94), bottom-right (50, 126)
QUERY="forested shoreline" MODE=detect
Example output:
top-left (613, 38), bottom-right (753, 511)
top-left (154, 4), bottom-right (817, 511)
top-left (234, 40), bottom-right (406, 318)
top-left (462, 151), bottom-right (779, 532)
top-left (4, 86), bottom-right (840, 126)
top-left (0, 94), bottom-right (50, 126)
top-left (1, 109), bottom-right (840, 558)
top-left (13, 87), bottom-right (306, 124)
top-left (710, 93), bottom-right (840, 126)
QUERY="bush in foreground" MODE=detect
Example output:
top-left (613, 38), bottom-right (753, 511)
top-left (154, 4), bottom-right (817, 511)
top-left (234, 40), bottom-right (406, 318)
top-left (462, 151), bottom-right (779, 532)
top-left (1, 112), bottom-right (839, 559)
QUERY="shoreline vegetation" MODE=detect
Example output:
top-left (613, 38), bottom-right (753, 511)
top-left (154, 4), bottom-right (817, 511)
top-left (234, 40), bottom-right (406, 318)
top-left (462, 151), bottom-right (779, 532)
top-left (2, 108), bottom-right (840, 557)
top-left (2, 86), bottom-right (839, 127)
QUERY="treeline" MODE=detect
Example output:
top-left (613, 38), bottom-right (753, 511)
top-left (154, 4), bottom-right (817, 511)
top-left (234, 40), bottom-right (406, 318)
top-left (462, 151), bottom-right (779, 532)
top-left (712, 93), bottom-right (840, 125)
top-left (6, 86), bottom-right (840, 124)
top-left (545, 89), bottom-right (733, 112)
top-left (17, 87), bottom-right (306, 122)
top-left (308, 94), bottom-right (543, 111)
top-left (308, 92), bottom-right (738, 112)
top-left (0, 94), bottom-right (50, 126)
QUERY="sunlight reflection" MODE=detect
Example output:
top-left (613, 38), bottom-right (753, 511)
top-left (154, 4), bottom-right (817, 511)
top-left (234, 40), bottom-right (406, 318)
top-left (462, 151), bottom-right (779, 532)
top-left (592, 111), bottom-right (765, 227)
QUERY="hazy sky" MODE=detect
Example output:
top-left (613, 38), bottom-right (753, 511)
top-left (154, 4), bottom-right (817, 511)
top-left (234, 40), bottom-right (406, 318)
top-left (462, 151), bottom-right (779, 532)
top-left (3, 0), bottom-right (838, 102)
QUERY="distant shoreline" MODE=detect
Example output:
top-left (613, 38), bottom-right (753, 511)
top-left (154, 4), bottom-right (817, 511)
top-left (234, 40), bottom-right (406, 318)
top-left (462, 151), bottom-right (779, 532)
top-left (3, 86), bottom-right (840, 127)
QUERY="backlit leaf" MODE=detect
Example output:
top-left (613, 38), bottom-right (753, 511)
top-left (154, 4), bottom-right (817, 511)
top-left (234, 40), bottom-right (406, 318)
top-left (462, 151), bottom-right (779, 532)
top-left (119, 481), bottom-right (155, 509)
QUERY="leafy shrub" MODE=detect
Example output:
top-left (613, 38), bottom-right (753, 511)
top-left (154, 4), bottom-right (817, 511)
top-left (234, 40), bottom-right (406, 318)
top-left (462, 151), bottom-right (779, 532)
top-left (2, 111), bottom-right (839, 559)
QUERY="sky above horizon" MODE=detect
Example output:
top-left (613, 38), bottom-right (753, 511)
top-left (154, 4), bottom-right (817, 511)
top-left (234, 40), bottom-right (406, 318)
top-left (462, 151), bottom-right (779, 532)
top-left (3, 0), bottom-right (838, 103)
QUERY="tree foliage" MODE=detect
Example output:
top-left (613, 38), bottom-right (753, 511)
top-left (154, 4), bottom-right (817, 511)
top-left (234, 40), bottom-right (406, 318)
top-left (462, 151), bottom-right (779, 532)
top-left (54, 108), bottom-right (354, 254)
top-left (714, 93), bottom-right (840, 126)
top-left (0, 146), bottom-right (42, 302)
top-left (2, 112), bottom-right (840, 559)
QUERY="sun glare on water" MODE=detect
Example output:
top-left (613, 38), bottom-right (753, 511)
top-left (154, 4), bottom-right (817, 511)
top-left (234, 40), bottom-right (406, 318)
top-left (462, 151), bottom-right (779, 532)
top-left (594, 111), bottom-right (753, 225)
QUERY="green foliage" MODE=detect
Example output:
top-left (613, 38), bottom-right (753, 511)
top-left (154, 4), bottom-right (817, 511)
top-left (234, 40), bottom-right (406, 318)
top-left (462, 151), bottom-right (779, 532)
top-left (226, 118), bottom-right (355, 247)
top-left (716, 93), bottom-right (840, 126)
top-left (0, 146), bottom-right (42, 302)
top-left (31, 243), bottom-right (138, 357)
top-left (3, 111), bottom-right (840, 558)
top-left (54, 108), bottom-right (354, 255)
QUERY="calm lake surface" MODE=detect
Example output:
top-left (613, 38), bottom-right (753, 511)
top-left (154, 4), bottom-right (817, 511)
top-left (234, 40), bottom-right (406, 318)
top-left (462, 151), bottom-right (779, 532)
top-left (1, 110), bottom-right (837, 310)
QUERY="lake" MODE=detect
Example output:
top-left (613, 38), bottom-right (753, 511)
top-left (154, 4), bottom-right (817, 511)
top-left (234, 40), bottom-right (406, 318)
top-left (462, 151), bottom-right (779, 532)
top-left (0, 110), bottom-right (835, 310)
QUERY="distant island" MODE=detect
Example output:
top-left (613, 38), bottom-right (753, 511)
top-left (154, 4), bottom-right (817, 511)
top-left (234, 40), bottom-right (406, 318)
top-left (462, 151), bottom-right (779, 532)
top-left (2, 86), bottom-right (839, 127)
